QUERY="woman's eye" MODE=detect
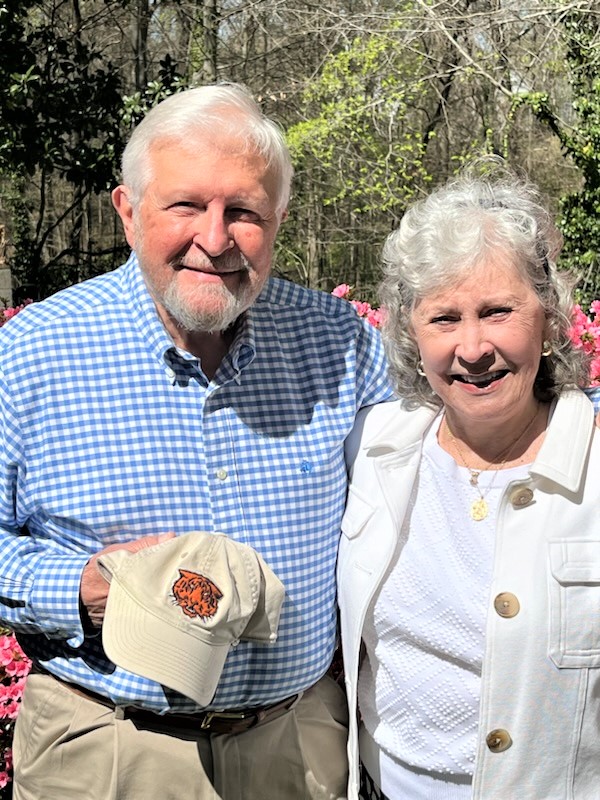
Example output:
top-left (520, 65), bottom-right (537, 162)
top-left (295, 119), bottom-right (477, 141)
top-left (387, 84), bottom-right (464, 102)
top-left (431, 315), bottom-right (457, 324)
top-left (485, 307), bottom-right (512, 317)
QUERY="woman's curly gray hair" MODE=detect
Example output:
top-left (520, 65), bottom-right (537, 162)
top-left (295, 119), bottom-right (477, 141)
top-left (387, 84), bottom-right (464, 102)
top-left (379, 157), bottom-right (589, 408)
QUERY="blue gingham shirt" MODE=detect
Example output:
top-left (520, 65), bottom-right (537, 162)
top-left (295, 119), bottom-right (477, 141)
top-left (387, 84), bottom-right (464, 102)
top-left (0, 254), bottom-right (393, 712)
top-left (589, 387), bottom-right (600, 412)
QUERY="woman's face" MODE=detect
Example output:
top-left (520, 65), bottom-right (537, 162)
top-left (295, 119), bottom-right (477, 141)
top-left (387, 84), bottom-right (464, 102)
top-left (410, 257), bottom-right (547, 428)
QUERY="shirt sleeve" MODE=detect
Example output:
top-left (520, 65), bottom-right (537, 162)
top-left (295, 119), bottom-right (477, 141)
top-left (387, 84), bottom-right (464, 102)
top-left (354, 317), bottom-right (395, 409)
top-left (0, 370), bottom-right (88, 646)
top-left (584, 386), bottom-right (600, 413)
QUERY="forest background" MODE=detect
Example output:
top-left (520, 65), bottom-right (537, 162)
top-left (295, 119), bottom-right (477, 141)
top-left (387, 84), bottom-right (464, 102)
top-left (0, 0), bottom-right (599, 307)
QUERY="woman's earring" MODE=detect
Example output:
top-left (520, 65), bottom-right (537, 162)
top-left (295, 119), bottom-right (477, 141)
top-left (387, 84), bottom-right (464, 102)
top-left (417, 360), bottom-right (427, 376)
top-left (541, 340), bottom-right (553, 357)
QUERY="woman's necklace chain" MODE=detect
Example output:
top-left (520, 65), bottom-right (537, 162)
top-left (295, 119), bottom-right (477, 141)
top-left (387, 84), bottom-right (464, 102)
top-left (445, 407), bottom-right (539, 522)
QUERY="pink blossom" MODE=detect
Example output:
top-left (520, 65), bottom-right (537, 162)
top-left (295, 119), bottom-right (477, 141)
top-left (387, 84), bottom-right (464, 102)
top-left (351, 300), bottom-right (372, 318)
top-left (569, 305), bottom-right (588, 343)
top-left (569, 303), bottom-right (600, 385)
top-left (0, 699), bottom-right (20, 720)
top-left (0, 634), bottom-right (31, 679)
top-left (0, 299), bottom-right (33, 326)
top-left (0, 685), bottom-right (15, 704)
top-left (366, 308), bottom-right (384, 328)
top-left (0, 770), bottom-right (10, 789)
top-left (8, 658), bottom-right (30, 678)
top-left (331, 284), bottom-right (352, 299)
top-left (1, 678), bottom-right (26, 701)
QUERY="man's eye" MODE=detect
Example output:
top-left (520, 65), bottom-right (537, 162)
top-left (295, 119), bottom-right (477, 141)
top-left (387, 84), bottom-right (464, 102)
top-left (228, 208), bottom-right (261, 222)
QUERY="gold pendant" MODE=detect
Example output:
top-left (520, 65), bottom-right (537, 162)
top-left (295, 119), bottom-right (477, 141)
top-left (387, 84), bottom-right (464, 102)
top-left (470, 498), bottom-right (488, 521)
top-left (469, 471), bottom-right (481, 487)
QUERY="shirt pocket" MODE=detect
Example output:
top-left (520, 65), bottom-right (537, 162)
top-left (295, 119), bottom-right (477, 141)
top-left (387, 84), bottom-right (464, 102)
top-left (548, 539), bottom-right (600, 668)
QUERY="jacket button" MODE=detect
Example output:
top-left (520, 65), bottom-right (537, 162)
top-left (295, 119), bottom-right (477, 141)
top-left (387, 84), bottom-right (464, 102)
top-left (494, 592), bottom-right (520, 618)
top-left (509, 486), bottom-right (534, 508)
top-left (486, 729), bottom-right (512, 752)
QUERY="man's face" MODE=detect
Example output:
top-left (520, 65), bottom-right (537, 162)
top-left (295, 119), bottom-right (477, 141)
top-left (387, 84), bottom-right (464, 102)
top-left (113, 137), bottom-right (283, 335)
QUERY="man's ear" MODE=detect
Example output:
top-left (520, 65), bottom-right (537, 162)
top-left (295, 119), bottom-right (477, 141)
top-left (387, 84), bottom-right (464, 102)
top-left (111, 186), bottom-right (137, 249)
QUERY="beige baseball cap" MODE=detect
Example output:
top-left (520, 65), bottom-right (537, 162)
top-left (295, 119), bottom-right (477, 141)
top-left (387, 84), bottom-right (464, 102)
top-left (97, 531), bottom-right (285, 707)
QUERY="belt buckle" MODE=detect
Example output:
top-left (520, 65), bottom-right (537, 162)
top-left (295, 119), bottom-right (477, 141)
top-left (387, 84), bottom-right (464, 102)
top-left (200, 708), bottom-right (253, 731)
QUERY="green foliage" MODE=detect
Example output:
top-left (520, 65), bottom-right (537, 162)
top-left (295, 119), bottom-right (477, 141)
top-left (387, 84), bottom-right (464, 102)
top-left (509, 10), bottom-right (600, 305)
top-left (121, 55), bottom-right (187, 131)
top-left (0, 1), bottom-right (123, 191)
top-left (287, 27), bottom-right (431, 216)
top-left (0, 1), bottom-right (126, 298)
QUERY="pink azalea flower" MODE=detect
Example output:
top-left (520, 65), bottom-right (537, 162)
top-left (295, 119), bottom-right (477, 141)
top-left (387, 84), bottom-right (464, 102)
top-left (0, 685), bottom-right (14, 703)
top-left (9, 659), bottom-right (30, 678)
top-left (331, 284), bottom-right (352, 299)
top-left (0, 698), bottom-right (18, 720)
top-left (0, 770), bottom-right (10, 789)
top-left (366, 308), bottom-right (384, 328)
top-left (569, 305), bottom-right (588, 343)
top-left (567, 304), bottom-right (600, 385)
top-left (0, 299), bottom-right (33, 326)
top-left (351, 300), bottom-right (372, 318)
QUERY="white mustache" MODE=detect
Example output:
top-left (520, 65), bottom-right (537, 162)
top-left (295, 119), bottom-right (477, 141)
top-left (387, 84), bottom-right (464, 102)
top-left (174, 252), bottom-right (250, 273)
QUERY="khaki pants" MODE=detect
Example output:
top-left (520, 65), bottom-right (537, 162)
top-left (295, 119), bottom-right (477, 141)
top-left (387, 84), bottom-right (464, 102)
top-left (13, 673), bottom-right (349, 800)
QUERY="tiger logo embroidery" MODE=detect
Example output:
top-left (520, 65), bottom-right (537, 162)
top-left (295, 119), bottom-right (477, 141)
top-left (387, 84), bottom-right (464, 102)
top-left (172, 569), bottom-right (223, 620)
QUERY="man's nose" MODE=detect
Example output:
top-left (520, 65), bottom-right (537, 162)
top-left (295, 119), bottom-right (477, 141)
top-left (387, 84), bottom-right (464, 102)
top-left (192, 207), bottom-right (234, 256)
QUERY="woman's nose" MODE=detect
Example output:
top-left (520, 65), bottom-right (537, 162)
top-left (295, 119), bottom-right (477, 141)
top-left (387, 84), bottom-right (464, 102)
top-left (455, 322), bottom-right (494, 365)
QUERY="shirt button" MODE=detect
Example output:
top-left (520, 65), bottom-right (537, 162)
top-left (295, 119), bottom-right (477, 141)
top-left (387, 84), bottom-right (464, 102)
top-left (215, 468), bottom-right (228, 481)
top-left (494, 592), bottom-right (520, 618)
top-left (486, 729), bottom-right (512, 753)
top-left (509, 486), bottom-right (534, 508)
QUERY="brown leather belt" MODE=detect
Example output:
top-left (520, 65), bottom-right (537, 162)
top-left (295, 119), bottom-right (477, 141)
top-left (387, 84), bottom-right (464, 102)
top-left (117, 695), bottom-right (301, 735)
top-left (32, 666), bottom-right (301, 735)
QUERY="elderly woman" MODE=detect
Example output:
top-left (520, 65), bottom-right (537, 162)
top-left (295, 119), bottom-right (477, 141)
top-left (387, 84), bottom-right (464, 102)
top-left (338, 161), bottom-right (600, 800)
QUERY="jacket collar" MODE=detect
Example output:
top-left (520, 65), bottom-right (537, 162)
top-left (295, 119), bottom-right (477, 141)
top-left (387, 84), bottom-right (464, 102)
top-left (364, 389), bottom-right (593, 493)
top-left (364, 401), bottom-right (438, 454)
top-left (530, 388), bottom-right (594, 492)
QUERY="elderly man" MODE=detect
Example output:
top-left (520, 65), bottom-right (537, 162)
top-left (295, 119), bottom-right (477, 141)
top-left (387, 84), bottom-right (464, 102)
top-left (0, 85), bottom-right (393, 799)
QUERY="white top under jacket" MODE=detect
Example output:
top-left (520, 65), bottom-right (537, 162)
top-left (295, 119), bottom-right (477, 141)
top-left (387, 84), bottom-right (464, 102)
top-left (337, 388), bottom-right (600, 800)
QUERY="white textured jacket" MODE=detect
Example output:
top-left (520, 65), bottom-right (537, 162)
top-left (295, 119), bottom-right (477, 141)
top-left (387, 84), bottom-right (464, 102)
top-left (338, 389), bottom-right (600, 800)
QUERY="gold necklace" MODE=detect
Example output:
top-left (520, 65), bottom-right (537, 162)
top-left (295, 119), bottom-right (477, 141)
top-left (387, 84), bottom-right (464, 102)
top-left (445, 407), bottom-right (539, 521)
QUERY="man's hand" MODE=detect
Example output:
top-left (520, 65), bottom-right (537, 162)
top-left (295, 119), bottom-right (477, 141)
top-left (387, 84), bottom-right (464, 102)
top-left (80, 532), bottom-right (176, 628)
top-left (597, 410), bottom-right (600, 428)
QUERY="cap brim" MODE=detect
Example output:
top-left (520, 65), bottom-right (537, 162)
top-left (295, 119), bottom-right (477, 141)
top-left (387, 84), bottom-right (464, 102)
top-left (102, 578), bottom-right (230, 707)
